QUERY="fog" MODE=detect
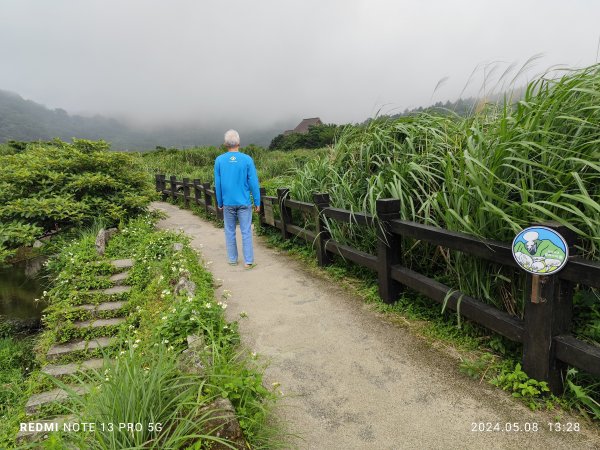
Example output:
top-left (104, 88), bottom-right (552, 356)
top-left (1, 0), bottom-right (599, 130)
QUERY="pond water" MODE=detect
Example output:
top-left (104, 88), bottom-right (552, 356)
top-left (0, 258), bottom-right (48, 328)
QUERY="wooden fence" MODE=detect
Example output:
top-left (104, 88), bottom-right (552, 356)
top-left (156, 174), bottom-right (600, 393)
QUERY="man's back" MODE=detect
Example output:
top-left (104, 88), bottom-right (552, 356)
top-left (214, 152), bottom-right (260, 208)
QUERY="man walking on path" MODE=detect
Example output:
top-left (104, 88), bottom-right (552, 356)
top-left (214, 129), bottom-right (261, 268)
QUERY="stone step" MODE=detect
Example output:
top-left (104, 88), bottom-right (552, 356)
top-left (17, 415), bottom-right (76, 442)
top-left (42, 358), bottom-right (106, 377)
top-left (73, 317), bottom-right (125, 329)
top-left (25, 386), bottom-right (89, 414)
top-left (103, 285), bottom-right (131, 295)
top-left (109, 271), bottom-right (129, 285)
top-left (110, 258), bottom-right (134, 270)
top-left (73, 301), bottom-right (127, 315)
top-left (84, 285), bottom-right (131, 297)
top-left (47, 337), bottom-right (114, 360)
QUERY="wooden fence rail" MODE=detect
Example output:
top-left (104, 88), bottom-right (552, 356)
top-left (156, 174), bottom-right (600, 392)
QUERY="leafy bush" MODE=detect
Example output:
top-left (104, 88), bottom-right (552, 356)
top-left (491, 362), bottom-right (551, 410)
top-left (269, 123), bottom-right (344, 150)
top-left (0, 139), bottom-right (154, 262)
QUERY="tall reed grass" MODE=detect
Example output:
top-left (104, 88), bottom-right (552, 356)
top-left (138, 145), bottom-right (326, 194)
top-left (291, 64), bottom-right (600, 319)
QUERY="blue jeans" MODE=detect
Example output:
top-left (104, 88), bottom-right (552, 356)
top-left (223, 205), bottom-right (254, 264)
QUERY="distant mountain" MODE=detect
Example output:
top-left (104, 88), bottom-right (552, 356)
top-left (514, 240), bottom-right (565, 260)
top-left (0, 89), bottom-right (131, 143)
top-left (0, 90), bottom-right (281, 150)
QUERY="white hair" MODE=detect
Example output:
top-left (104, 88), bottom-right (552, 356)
top-left (224, 129), bottom-right (240, 148)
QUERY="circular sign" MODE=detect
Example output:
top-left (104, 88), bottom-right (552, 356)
top-left (512, 226), bottom-right (569, 275)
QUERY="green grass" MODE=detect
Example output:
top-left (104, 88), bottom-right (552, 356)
top-left (288, 64), bottom-right (600, 332)
top-left (137, 144), bottom-right (326, 195)
top-left (4, 216), bottom-right (282, 448)
top-left (111, 62), bottom-right (600, 426)
top-left (0, 336), bottom-right (36, 447)
top-left (47, 345), bottom-right (237, 449)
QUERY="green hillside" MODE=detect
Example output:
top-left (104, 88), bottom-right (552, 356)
top-left (0, 90), bottom-right (281, 149)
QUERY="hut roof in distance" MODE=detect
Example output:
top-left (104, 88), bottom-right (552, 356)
top-left (283, 117), bottom-right (322, 135)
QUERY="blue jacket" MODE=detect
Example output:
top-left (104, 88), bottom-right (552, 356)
top-left (214, 151), bottom-right (260, 208)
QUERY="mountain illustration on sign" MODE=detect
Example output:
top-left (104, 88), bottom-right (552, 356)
top-left (513, 231), bottom-right (565, 273)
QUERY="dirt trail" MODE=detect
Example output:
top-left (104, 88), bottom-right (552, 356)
top-left (152, 201), bottom-right (599, 450)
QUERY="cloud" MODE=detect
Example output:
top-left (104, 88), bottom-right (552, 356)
top-left (0, 0), bottom-right (599, 128)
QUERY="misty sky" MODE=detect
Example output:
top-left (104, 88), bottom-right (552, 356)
top-left (1, 0), bottom-right (599, 129)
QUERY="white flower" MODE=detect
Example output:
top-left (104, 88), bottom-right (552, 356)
top-left (162, 316), bottom-right (167, 320)
top-left (135, 339), bottom-right (141, 343)
top-left (119, 351), bottom-right (126, 355)
top-left (205, 302), bottom-right (212, 308)
top-left (132, 344), bottom-right (138, 349)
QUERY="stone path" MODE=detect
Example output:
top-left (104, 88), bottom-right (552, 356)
top-left (152, 201), bottom-right (600, 450)
top-left (18, 261), bottom-right (133, 442)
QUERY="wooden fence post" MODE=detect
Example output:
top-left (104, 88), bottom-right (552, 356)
top-left (213, 185), bottom-right (223, 220)
top-left (154, 174), bottom-right (161, 192)
top-left (376, 199), bottom-right (402, 303)
top-left (159, 175), bottom-right (168, 201)
top-left (182, 178), bottom-right (190, 208)
top-left (193, 179), bottom-right (201, 205)
top-left (259, 187), bottom-right (266, 227)
top-left (202, 182), bottom-right (211, 215)
top-left (277, 188), bottom-right (292, 240)
top-left (313, 192), bottom-right (333, 267)
top-left (169, 176), bottom-right (177, 201)
top-left (522, 222), bottom-right (576, 393)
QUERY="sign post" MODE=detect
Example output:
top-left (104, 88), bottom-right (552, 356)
top-left (512, 223), bottom-right (574, 393)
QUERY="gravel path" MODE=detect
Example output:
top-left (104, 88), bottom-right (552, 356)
top-left (152, 202), bottom-right (599, 450)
